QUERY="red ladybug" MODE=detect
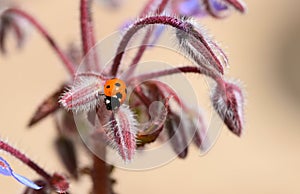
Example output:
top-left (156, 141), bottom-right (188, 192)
top-left (103, 78), bottom-right (127, 110)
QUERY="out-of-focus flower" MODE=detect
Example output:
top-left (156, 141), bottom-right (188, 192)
top-left (174, 0), bottom-right (247, 18)
top-left (0, 157), bottom-right (42, 190)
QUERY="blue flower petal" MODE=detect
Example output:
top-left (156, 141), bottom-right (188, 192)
top-left (179, 0), bottom-right (202, 16)
top-left (12, 172), bottom-right (42, 190)
top-left (0, 157), bottom-right (13, 176)
top-left (0, 157), bottom-right (42, 190)
top-left (209, 0), bottom-right (228, 12)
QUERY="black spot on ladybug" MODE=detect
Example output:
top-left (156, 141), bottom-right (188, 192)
top-left (116, 92), bottom-right (122, 99)
top-left (115, 83), bottom-right (121, 87)
top-left (106, 85), bottom-right (110, 89)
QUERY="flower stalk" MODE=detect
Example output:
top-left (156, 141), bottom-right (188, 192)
top-left (111, 15), bottom-right (223, 76)
top-left (80, 0), bottom-right (100, 71)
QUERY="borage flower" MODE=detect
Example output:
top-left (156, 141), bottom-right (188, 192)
top-left (0, 157), bottom-right (42, 190)
top-left (173, 0), bottom-right (247, 18)
top-left (0, 140), bottom-right (69, 193)
top-left (60, 14), bottom-right (245, 162)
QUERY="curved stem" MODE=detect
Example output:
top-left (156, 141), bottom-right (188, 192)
top-left (149, 80), bottom-right (189, 112)
top-left (111, 15), bottom-right (218, 76)
top-left (80, 0), bottom-right (100, 71)
top-left (128, 66), bottom-right (203, 83)
top-left (0, 140), bottom-right (52, 181)
top-left (4, 8), bottom-right (75, 76)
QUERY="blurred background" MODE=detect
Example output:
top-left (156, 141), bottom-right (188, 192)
top-left (0, 0), bottom-right (300, 193)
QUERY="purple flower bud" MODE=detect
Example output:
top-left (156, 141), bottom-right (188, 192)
top-left (0, 157), bottom-right (42, 190)
top-left (211, 80), bottom-right (244, 136)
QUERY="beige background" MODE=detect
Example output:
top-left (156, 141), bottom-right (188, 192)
top-left (1, 0), bottom-right (300, 193)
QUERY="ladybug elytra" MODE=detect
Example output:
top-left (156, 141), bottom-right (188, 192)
top-left (103, 78), bottom-right (127, 110)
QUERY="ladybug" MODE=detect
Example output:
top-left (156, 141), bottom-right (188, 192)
top-left (103, 78), bottom-right (127, 110)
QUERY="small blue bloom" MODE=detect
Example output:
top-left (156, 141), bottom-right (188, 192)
top-left (0, 157), bottom-right (42, 190)
top-left (177, 0), bottom-right (246, 18)
top-left (178, 0), bottom-right (204, 17)
top-left (210, 0), bottom-right (228, 12)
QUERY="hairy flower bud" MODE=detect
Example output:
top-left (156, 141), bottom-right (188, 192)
top-left (211, 80), bottom-right (244, 136)
top-left (59, 76), bottom-right (104, 112)
top-left (176, 20), bottom-right (228, 77)
top-left (104, 105), bottom-right (138, 163)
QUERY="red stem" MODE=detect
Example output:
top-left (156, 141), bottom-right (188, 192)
top-left (129, 66), bottom-right (203, 83)
top-left (150, 80), bottom-right (188, 112)
top-left (4, 8), bottom-right (75, 76)
top-left (80, 0), bottom-right (100, 71)
top-left (110, 15), bottom-right (218, 76)
top-left (129, 65), bottom-right (225, 111)
top-left (0, 140), bottom-right (52, 181)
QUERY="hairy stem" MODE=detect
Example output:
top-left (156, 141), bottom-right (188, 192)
top-left (4, 8), bottom-right (75, 75)
top-left (129, 66), bottom-right (202, 83)
top-left (80, 0), bottom-right (100, 71)
top-left (111, 15), bottom-right (218, 76)
top-left (0, 140), bottom-right (52, 181)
